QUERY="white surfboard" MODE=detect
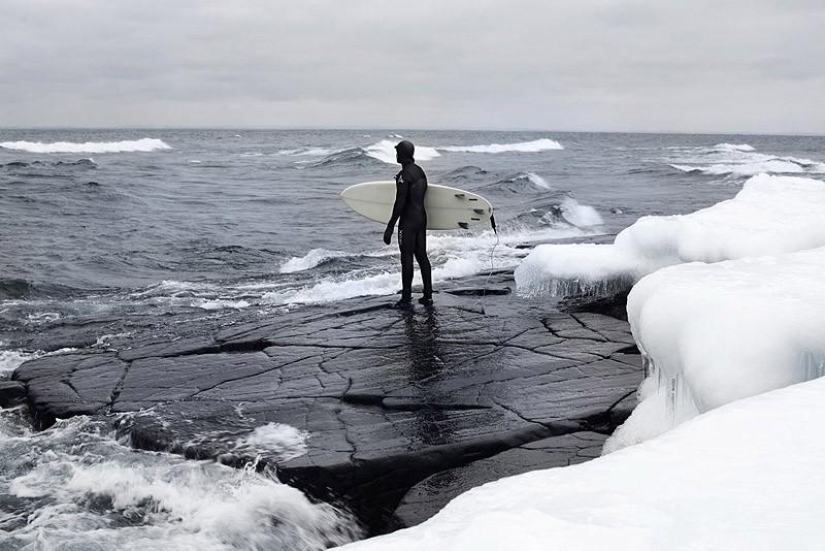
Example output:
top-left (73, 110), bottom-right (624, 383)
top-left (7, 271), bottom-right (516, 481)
top-left (340, 181), bottom-right (493, 230)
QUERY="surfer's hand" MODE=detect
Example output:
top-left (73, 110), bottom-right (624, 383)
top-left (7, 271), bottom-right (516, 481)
top-left (383, 226), bottom-right (393, 245)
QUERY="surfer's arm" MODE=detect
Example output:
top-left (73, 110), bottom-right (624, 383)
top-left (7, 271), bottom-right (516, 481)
top-left (384, 173), bottom-right (408, 244)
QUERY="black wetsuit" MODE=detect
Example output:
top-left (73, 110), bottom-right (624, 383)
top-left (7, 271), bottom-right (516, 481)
top-left (385, 160), bottom-right (433, 302)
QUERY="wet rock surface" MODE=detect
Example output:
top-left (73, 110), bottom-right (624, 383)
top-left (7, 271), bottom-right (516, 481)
top-left (13, 274), bottom-right (642, 534)
top-left (394, 431), bottom-right (608, 527)
top-left (558, 288), bottom-right (631, 321)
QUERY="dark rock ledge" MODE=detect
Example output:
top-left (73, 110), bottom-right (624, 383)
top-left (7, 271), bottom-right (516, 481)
top-left (13, 284), bottom-right (641, 535)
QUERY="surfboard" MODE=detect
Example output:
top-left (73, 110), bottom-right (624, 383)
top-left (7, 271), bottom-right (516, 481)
top-left (340, 181), bottom-right (494, 230)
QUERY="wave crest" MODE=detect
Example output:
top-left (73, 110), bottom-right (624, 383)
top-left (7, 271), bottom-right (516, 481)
top-left (0, 138), bottom-right (172, 154)
top-left (440, 138), bottom-right (564, 154)
top-left (478, 172), bottom-right (553, 195)
top-left (364, 140), bottom-right (441, 164)
top-left (712, 143), bottom-right (755, 152)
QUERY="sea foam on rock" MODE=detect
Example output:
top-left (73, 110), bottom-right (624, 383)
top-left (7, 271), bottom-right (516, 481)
top-left (515, 174), bottom-right (825, 297)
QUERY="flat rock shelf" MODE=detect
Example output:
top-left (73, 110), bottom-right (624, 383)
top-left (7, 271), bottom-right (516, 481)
top-left (13, 280), bottom-right (642, 535)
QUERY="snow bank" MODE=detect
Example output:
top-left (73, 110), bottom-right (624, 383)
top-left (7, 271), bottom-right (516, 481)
top-left (604, 246), bottom-right (825, 451)
top-left (334, 376), bottom-right (825, 551)
top-left (515, 174), bottom-right (825, 296)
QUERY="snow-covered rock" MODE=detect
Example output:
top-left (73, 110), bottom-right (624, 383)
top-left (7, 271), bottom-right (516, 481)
top-left (605, 246), bottom-right (825, 452)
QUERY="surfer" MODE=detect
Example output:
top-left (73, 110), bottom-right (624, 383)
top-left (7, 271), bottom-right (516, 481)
top-left (383, 140), bottom-right (433, 307)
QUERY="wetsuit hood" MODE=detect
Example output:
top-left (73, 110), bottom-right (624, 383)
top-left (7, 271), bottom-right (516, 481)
top-left (395, 140), bottom-right (415, 165)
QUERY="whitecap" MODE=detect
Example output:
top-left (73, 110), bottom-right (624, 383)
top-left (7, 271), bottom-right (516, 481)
top-left (0, 138), bottom-right (172, 154)
top-left (280, 249), bottom-right (352, 274)
top-left (559, 198), bottom-right (604, 227)
top-left (276, 147), bottom-right (336, 157)
top-left (525, 172), bottom-right (551, 189)
top-left (712, 143), bottom-right (755, 152)
top-left (364, 140), bottom-right (441, 164)
top-left (440, 138), bottom-right (564, 154)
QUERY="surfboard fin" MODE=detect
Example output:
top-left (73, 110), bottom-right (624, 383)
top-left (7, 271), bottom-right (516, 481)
top-left (473, 208), bottom-right (485, 214)
top-left (458, 222), bottom-right (469, 229)
top-left (454, 193), bottom-right (465, 198)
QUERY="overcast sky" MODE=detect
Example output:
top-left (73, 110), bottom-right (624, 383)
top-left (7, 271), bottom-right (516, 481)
top-left (2, 0), bottom-right (824, 133)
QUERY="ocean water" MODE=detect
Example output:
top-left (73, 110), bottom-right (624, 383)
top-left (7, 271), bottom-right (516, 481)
top-left (1, 129), bottom-right (824, 549)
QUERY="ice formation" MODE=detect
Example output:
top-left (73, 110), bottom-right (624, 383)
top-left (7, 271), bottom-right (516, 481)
top-left (604, 246), bottom-right (825, 452)
top-left (515, 174), bottom-right (825, 296)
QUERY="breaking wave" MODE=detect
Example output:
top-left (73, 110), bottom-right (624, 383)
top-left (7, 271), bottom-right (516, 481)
top-left (303, 147), bottom-right (388, 168)
top-left (440, 138), bottom-right (563, 154)
top-left (511, 196), bottom-right (604, 229)
top-left (280, 248), bottom-right (393, 274)
top-left (364, 140), bottom-right (441, 164)
top-left (276, 147), bottom-right (336, 157)
top-left (670, 157), bottom-right (825, 176)
top-left (304, 138), bottom-right (564, 167)
top-left (0, 138), bottom-right (172, 154)
top-left (664, 143), bottom-right (825, 177)
top-left (0, 415), bottom-right (361, 550)
top-left (712, 143), bottom-right (755, 152)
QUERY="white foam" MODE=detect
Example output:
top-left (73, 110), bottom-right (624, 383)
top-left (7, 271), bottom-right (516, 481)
top-left (559, 198), bottom-right (604, 227)
top-left (333, 376), bottom-right (825, 551)
top-left (193, 299), bottom-right (251, 311)
top-left (130, 280), bottom-right (217, 298)
top-left (0, 350), bottom-right (42, 376)
top-left (362, 138), bottom-right (564, 165)
top-left (265, 227), bottom-right (593, 306)
top-left (670, 158), bottom-right (821, 176)
top-left (440, 138), bottom-right (564, 154)
top-left (364, 140), bottom-right (441, 164)
top-left (605, 245), bottom-right (825, 452)
top-left (281, 248), bottom-right (352, 274)
top-left (0, 138), bottom-right (172, 154)
top-left (524, 172), bottom-right (551, 189)
top-left (280, 248), bottom-right (395, 274)
top-left (516, 174), bottom-right (825, 297)
top-left (712, 143), bottom-right (755, 152)
top-left (666, 143), bottom-right (825, 176)
top-left (235, 423), bottom-right (309, 461)
top-left (276, 147), bottom-right (336, 157)
top-left (4, 417), bottom-right (359, 550)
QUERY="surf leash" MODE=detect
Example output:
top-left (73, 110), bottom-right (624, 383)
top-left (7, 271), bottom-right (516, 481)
top-left (471, 213), bottom-right (500, 315)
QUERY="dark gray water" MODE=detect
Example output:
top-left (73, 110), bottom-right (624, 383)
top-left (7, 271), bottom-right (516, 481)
top-left (4, 129), bottom-right (823, 346)
top-left (1, 129), bottom-right (824, 549)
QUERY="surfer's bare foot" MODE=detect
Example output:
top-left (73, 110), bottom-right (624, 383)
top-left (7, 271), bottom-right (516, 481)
top-left (393, 298), bottom-right (412, 309)
top-left (418, 296), bottom-right (433, 306)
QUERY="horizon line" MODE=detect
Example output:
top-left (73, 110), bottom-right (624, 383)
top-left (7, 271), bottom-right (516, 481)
top-left (0, 125), bottom-right (823, 138)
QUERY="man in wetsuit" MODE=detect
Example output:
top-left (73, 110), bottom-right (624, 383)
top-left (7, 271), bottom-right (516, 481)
top-left (383, 140), bottom-right (433, 307)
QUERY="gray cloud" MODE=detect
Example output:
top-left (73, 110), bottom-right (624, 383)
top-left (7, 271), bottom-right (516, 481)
top-left (1, 0), bottom-right (824, 132)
